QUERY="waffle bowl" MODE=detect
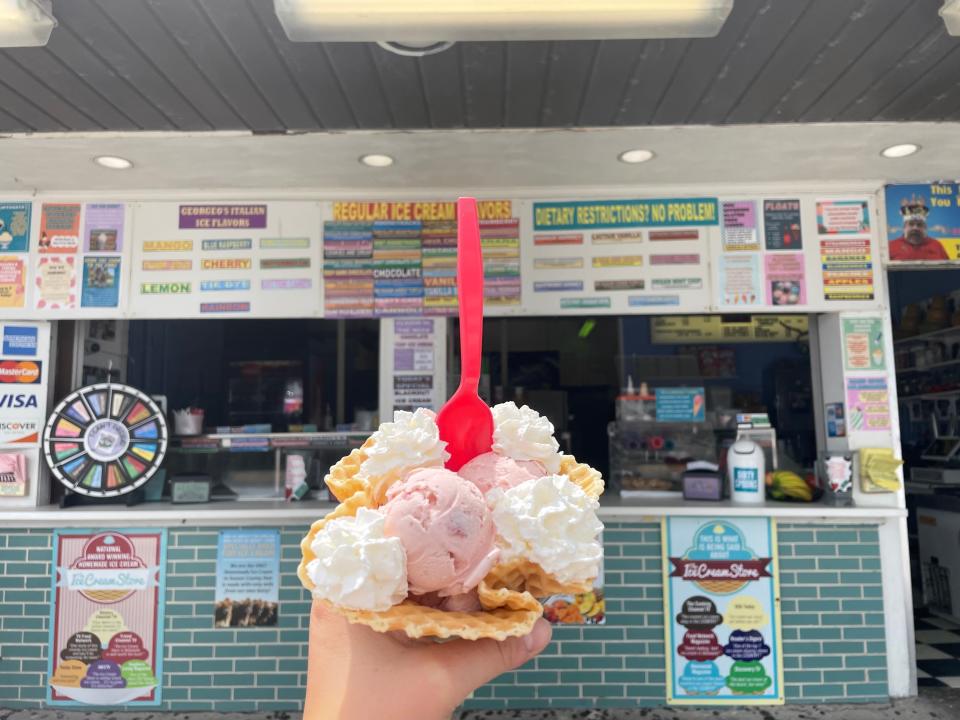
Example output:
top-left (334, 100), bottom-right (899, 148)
top-left (298, 446), bottom-right (604, 641)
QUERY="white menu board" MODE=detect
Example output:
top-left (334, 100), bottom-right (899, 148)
top-left (524, 197), bottom-right (717, 315)
top-left (128, 202), bottom-right (322, 318)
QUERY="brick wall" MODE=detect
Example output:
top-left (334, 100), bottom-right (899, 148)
top-left (0, 522), bottom-right (888, 710)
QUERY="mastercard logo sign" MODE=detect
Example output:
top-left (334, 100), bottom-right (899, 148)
top-left (0, 360), bottom-right (41, 384)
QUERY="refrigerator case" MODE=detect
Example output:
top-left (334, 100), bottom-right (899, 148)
top-left (917, 506), bottom-right (960, 620)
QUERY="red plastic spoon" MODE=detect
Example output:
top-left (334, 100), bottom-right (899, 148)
top-left (437, 197), bottom-right (494, 471)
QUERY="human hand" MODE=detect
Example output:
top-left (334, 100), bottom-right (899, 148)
top-left (303, 600), bottom-right (552, 720)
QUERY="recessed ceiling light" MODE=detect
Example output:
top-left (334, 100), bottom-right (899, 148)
top-left (880, 143), bottom-right (920, 159)
top-left (359, 153), bottom-right (395, 168)
top-left (94, 155), bottom-right (133, 170)
top-left (618, 149), bottom-right (655, 164)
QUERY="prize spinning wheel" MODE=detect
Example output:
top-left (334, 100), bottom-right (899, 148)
top-left (43, 382), bottom-right (168, 497)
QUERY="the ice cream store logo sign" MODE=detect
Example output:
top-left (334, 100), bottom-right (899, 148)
top-left (662, 517), bottom-right (783, 705)
top-left (49, 530), bottom-right (166, 706)
top-left (63, 533), bottom-right (154, 604)
top-left (669, 522), bottom-right (771, 595)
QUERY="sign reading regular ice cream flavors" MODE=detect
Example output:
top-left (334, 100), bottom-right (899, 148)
top-left (48, 530), bottom-right (166, 706)
top-left (662, 518), bottom-right (784, 705)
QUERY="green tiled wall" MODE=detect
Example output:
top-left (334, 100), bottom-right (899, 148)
top-left (0, 522), bottom-right (887, 710)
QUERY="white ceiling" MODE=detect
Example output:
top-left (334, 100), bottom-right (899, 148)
top-left (1, 122), bottom-right (957, 196)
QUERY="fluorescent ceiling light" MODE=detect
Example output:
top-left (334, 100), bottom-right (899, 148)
top-left (880, 144), bottom-right (920, 159)
top-left (359, 153), bottom-right (394, 168)
top-left (618, 149), bottom-right (655, 164)
top-left (941, 0), bottom-right (960, 36)
top-left (0, 0), bottom-right (56, 47)
top-left (94, 155), bottom-right (134, 170)
top-left (274, 0), bottom-right (734, 42)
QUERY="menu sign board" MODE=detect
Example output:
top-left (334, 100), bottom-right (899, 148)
top-left (651, 315), bottom-right (809, 344)
top-left (323, 200), bottom-right (519, 318)
top-left (48, 530), bottom-right (166, 706)
top-left (662, 518), bottom-right (784, 706)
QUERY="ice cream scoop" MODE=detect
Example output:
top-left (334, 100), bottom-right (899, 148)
top-left (458, 451), bottom-right (545, 496)
top-left (382, 467), bottom-right (499, 596)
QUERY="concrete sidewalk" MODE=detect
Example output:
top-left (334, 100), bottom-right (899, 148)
top-left (3, 689), bottom-right (959, 720)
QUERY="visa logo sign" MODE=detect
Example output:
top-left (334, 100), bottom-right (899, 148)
top-left (0, 393), bottom-right (38, 408)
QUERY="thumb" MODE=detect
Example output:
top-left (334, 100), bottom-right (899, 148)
top-left (430, 619), bottom-right (552, 698)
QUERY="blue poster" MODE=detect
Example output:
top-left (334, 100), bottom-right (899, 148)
top-left (2, 325), bottom-right (38, 356)
top-left (662, 517), bottom-right (784, 706)
top-left (81, 257), bottom-right (121, 308)
top-left (214, 529), bottom-right (279, 627)
top-left (655, 387), bottom-right (706, 422)
top-left (884, 182), bottom-right (960, 263)
top-left (0, 201), bottom-right (32, 252)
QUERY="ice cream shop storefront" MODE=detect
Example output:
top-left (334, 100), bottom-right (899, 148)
top-left (0, 183), bottom-right (913, 711)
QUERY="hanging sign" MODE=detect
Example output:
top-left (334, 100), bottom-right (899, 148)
top-left (663, 517), bottom-right (784, 706)
top-left (48, 529), bottom-right (166, 706)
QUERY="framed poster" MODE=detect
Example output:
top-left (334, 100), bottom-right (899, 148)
top-left (662, 517), bottom-right (784, 705)
top-left (885, 183), bottom-right (959, 263)
top-left (48, 529), bottom-right (166, 706)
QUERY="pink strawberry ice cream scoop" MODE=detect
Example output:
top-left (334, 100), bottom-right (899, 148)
top-left (458, 451), bottom-right (546, 496)
top-left (382, 467), bottom-right (499, 597)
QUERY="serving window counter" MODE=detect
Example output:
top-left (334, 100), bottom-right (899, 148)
top-left (0, 189), bottom-right (913, 711)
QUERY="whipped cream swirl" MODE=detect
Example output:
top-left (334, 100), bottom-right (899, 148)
top-left (306, 508), bottom-right (408, 611)
top-left (359, 408), bottom-right (450, 499)
top-left (491, 402), bottom-right (562, 473)
top-left (490, 474), bottom-right (603, 585)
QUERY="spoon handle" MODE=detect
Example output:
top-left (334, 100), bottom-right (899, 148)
top-left (457, 197), bottom-right (483, 392)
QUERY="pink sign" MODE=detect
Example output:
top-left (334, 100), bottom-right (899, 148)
top-left (764, 253), bottom-right (807, 306)
top-left (49, 530), bottom-right (166, 705)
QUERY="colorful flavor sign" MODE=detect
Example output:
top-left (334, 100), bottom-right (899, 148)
top-left (48, 530), bottom-right (166, 705)
top-left (324, 200), bottom-right (519, 318)
top-left (0, 201), bottom-right (32, 252)
top-left (533, 198), bottom-right (718, 230)
top-left (820, 239), bottom-right (874, 301)
top-left (214, 530), bottom-right (279, 628)
top-left (884, 183), bottom-right (960, 262)
top-left (663, 518), bottom-right (783, 705)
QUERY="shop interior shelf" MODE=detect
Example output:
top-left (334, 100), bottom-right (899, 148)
top-left (894, 325), bottom-right (960, 346)
top-left (896, 358), bottom-right (960, 375)
top-left (898, 388), bottom-right (960, 401)
top-left (168, 431), bottom-right (369, 452)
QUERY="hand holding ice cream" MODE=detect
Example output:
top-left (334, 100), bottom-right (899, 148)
top-left (299, 401), bottom-right (604, 641)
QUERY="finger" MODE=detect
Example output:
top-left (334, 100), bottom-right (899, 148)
top-left (429, 619), bottom-right (552, 695)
